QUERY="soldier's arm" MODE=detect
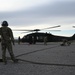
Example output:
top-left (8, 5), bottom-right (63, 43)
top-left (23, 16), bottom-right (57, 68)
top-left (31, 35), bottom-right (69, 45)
top-left (0, 28), bottom-right (1, 35)
top-left (9, 28), bottom-right (15, 45)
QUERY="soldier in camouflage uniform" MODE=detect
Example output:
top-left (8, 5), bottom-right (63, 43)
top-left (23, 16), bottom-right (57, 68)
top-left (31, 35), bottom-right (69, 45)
top-left (0, 21), bottom-right (18, 64)
top-left (44, 36), bottom-right (47, 45)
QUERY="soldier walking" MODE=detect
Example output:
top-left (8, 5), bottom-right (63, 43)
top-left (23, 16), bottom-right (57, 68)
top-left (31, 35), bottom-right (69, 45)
top-left (0, 21), bottom-right (18, 64)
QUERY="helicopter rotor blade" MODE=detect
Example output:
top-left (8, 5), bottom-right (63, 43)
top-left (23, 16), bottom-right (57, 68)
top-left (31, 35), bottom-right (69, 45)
top-left (41, 25), bottom-right (61, 30)
top-left (13, 29), bottom-right (33, 31)
top-left (21, 30), bottom-right (61, 34)
top-left (21, 31), bottom-right (35, 34)
top-left (13, 25), bottom-right (61, 32)
top-left (73, 26), bottom-right (75, 28)
top-left (44, 30), bottom-right (61, 31)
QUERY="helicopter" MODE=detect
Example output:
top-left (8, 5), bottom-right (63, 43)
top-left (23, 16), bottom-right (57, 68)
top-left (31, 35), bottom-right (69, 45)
top-left (13, 25), bottom-right (61, 44)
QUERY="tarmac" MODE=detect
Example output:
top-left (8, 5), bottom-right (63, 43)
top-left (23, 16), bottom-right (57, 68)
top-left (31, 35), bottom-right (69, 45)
top-left (0, 42), bottom-right (75, 75)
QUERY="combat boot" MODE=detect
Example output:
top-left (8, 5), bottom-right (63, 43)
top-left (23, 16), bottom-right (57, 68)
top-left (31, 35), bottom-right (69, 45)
top-left (13, 59), bottom-right (18, 63)
top-left (4, 61), bottom-right (7, 65)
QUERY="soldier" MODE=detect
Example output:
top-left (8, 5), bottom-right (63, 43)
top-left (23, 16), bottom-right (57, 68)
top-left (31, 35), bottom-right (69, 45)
top-left (18, 36), bottom-right (20, 44)
top-left (61, 39), bottom-right (71, 46)
top-left (44, 36), bottom-right (47, 45)
top-left (44, 33), bottom-right (47, 45)
top-left (61, 39), bottom-right (67, 46)
top-left (0, 21), bottom-right (18, 64)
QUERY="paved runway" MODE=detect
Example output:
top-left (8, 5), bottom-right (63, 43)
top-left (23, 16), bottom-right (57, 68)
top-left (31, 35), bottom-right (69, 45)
top-left (0, 42), bottom-right (75, 75)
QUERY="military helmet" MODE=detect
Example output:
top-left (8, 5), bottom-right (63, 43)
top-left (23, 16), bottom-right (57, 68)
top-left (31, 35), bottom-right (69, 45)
top-left (1, 21), bottom-right (8, 26)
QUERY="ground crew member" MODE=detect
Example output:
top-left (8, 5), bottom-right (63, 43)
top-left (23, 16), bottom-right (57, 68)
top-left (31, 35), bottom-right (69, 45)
top-left (18, 36), bottom-right (20, 44)
top-left (44, 36), bottom-right (47, 45)
top-left (44, 33), bottom-right (47, 45)
top-left (0, 21), bottom-right (18, 64)
top-left (61, 39), bottom-right (71, 46)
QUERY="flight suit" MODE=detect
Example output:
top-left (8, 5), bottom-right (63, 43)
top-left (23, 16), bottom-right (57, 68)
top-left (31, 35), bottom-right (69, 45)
top-left (0, 26), bottom-right (17, 64)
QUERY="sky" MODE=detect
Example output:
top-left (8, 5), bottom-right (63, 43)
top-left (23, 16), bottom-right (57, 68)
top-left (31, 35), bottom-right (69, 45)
top-left (0, 0), bottom-right (75, 38)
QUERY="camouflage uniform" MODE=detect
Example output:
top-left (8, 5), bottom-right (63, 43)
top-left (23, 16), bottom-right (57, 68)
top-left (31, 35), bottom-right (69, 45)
top-left (44, 36), bottom-right (47, 45)
top-left (0, 21), bottom-right (17, 64)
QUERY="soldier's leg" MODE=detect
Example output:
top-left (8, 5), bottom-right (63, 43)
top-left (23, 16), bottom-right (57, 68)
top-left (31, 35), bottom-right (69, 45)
top-left (1, 45), bottom-right (7, 64)
top-left (7, 44), bottom-right (18, 63)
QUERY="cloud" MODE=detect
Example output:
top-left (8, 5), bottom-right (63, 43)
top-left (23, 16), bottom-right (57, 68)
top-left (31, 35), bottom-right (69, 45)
top-left (0, 1), bottom-right (75, 27)
top-left (26, 1), bottom-right (75, 17)
top-left (0, 0), bottom-right (51, 11)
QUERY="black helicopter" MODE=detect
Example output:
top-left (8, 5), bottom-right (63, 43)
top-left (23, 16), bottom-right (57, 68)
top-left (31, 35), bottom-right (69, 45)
top-left (13, 25), bottom-right (61, 44)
